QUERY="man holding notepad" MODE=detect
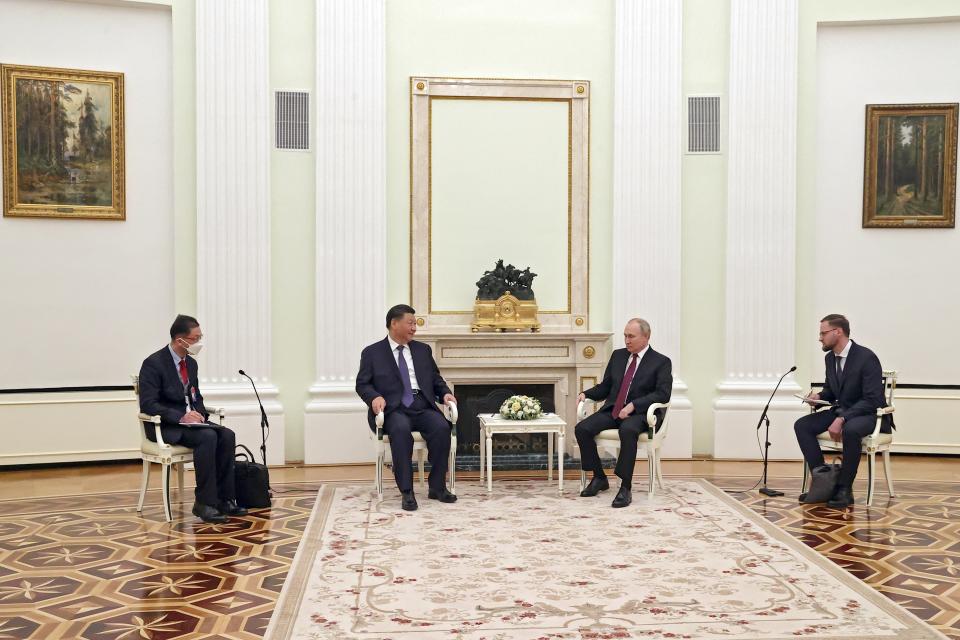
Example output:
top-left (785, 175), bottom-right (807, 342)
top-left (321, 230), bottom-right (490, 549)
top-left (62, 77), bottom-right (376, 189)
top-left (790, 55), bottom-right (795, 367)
top-left (138, 314), bottom-right (246, 524)
top-left (794, 314), bottom-right (893, 509)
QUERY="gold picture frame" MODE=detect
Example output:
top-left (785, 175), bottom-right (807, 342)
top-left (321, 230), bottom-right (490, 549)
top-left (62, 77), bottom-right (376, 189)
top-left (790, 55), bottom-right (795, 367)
top-left (863, 103), bottom-right (957, 228)
top-left (2, 63), bottom-right (125, 219)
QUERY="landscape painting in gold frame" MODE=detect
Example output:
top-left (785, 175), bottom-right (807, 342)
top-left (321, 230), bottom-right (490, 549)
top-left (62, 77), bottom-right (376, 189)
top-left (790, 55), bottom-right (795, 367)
top-left (2, 63), bottom-right (125, 219)
top-left (863, 103), bottom-right (956, 228)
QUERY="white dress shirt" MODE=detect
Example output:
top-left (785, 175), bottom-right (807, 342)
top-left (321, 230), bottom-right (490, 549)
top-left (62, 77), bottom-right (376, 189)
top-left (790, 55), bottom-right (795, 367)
top-left (835, 339), bottom-right (853, 372)
top-left (387, 336), bottom-right (420, 391)
top-left (624, 345), bottom-right (650, 375)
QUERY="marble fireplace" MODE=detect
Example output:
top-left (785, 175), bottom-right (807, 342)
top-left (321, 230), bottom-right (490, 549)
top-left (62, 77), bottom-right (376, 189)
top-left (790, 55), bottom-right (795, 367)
top-left (416, 331), bottom-right (612, 467)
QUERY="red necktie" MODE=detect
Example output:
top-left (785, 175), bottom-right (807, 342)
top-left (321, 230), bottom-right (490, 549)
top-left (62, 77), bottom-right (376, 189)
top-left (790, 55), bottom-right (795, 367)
top-left (178, 358), bottom-right (189, 386)
top-left (613, 354), bottom-right (638, 417)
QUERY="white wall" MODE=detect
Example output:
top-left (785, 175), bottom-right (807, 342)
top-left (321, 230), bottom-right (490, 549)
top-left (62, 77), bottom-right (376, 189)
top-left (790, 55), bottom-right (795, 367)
top-left (813, 20), bottom-right (960, 452)
top-left (0, 0), bottom-right (173, 462)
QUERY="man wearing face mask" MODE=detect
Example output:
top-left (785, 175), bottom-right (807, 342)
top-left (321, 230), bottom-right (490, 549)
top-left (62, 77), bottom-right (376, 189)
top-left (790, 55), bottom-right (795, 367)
top-left (138, 314), bottom-right (246, 524)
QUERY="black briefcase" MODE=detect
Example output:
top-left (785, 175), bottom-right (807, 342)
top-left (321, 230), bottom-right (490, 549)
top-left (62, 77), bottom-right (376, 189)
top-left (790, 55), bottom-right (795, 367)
top-left (234, 444), bottom-right (272, 509)
top-left (801, 460), bottom-right (841, 504)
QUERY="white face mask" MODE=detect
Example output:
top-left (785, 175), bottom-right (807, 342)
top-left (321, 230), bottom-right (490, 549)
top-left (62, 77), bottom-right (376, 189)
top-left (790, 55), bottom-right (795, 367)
top-left (178, 338), bottom-right (204, 356)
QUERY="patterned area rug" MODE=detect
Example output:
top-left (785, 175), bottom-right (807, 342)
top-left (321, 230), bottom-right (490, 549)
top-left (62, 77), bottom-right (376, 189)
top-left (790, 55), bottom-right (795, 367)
top-left (267, 480), bottom-right (947, 639)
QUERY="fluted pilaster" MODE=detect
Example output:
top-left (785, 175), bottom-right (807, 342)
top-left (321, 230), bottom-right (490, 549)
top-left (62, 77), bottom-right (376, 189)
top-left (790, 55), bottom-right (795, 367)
top-left (196, 0), bottom-right (284, 464)
top-left (613, 0), bottom-right (690, 457)
top-left (714, 0), bottom-right (802, 458)
top-left (304, 0), bottom-right (386, 463)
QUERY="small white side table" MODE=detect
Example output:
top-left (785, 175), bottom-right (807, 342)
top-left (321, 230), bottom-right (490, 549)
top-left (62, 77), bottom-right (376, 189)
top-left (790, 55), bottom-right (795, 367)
top-left (477, 413), bottom-right (566, 494)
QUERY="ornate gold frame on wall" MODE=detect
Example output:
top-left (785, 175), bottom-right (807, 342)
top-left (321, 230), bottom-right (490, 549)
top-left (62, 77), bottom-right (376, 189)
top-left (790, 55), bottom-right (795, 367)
top-left (409, 77), bottom-right (590, 332)
top-left (862, 103), bottom-right (957, 229)
top-left (1, 63), bottom-right (125, 220)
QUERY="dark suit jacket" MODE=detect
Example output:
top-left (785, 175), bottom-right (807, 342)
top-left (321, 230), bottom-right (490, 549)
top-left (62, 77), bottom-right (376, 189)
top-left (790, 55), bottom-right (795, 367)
top-left (819, 341), bottom-right (893, 428)
top-left (138, 346), bottom-right (209, 444)
top-left (356, 338), bottom-right (452, 429)
top-left (584, 347), bottom-right (673, 422)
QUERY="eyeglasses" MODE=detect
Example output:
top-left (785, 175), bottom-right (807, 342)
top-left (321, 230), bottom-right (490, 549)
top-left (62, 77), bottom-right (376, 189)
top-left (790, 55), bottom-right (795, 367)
top-left (818, 328), bottom-right (839, 337)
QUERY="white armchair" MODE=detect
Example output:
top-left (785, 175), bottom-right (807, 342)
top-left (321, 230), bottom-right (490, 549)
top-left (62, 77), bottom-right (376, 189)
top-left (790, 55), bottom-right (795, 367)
top-left (133, 374), bottom-right (225, 522)
top-left (801, 370), bottom-right (897, 507)
top-left (371, 401), bottom-right (458, 498)
top-left (576, 400), bottom-right (671, 498)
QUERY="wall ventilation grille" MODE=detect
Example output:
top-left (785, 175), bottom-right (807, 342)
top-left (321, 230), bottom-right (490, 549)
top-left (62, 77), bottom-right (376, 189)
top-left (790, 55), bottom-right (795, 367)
top-left (687, 95), bottom-right (721, 154)
top-left (275, 90), bottom-right (310, 151)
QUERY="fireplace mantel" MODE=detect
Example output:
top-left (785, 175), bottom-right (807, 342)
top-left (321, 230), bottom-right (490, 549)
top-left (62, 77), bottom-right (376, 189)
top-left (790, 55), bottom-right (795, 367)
top-left (417, 331), bottom-right (613, 453)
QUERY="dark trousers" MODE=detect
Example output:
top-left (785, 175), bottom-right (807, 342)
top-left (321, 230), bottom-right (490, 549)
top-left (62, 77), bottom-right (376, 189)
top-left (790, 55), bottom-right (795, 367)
top-left (794, 410), bottom-right (891, 488)
top-left (575, 409), bottom-right (649, 488)
top-left (175, 424), bottom-right (237, 506)
top-left (378, 393), bottom-right (451, 493)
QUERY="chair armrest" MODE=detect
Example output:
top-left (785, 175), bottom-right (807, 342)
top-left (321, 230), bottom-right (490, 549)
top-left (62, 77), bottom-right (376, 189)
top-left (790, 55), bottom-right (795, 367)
top-left (139, 413), bottom-right (168, 447)
top-left (870, 406), bottom-right (895, 437)
top-left (577, 398), bottom-right (599, 421)
top-left (444, 401), bottom-right (458, 426)
top-left (645, 402), bottom-right (670, 427)
top-left (375, 411), bottom-right (385, 440)
top-left (646, 402), bottom-right (671, 442)
top-left (206, 406), bottom-right (226, 426)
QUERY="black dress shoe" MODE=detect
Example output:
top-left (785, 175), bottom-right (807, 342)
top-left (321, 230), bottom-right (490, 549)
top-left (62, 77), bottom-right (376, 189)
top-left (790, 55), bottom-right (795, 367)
top-left (798, 493), bottom-right (808, 503)
top-left (827, 486), bottom-right (854, 509)
top-left (401, 490), bottom-right (418, 511)
top-left (192, 501), bottom-right (228, 524)
top-left (580, 476), bottom-right (610, 497)
top-left (427, 488), bottom-right (458, 503)
top-left (219, 499), bottom-right (248, 517)
top-left (611, 487), bottom-right (632, 508)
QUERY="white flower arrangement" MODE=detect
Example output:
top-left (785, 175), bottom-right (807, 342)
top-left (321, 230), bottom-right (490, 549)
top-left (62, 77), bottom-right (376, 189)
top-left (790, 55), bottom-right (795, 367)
top-left (499, 395), bottom-right (543, 420)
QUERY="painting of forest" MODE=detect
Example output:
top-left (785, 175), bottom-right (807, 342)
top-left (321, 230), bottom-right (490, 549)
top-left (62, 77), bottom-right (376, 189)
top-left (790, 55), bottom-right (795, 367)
top-left (2, 64), bottom-right (124, 219)
top-left (863, 103), bottom-right (956, 228)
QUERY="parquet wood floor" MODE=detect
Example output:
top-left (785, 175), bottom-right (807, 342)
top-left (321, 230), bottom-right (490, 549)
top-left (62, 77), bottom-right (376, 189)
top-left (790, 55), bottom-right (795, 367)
top-left (0, 458), bottom-right (957, 639)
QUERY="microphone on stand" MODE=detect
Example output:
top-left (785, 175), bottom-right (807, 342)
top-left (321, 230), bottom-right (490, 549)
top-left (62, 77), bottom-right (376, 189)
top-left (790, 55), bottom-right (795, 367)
top-left (239, 369), bottom-right (269, 466)
top-left (757, 365), bottom-right (796, 498)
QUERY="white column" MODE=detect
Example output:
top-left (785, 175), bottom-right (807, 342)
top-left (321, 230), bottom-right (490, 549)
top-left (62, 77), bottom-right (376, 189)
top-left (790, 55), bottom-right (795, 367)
top-left (304, 0), bottom-right (386, 463)
top-left (196, 0), bottom-right (284, 464)
top-left (612, 0), bottom-right (691, 458)
top-left (714, 0), bottom-right (803, 459)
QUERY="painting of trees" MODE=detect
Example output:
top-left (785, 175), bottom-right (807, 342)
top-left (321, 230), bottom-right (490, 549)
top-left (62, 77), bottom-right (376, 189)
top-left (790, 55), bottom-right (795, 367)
top-left (864, 104), bottom-right (957, 228)
top-left (2, 64), bottom-right (124, 219)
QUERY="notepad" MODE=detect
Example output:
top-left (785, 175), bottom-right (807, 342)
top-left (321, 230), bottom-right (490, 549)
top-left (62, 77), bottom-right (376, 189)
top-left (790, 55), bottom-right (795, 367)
top-left (793, 393), bottom-right (833, 406)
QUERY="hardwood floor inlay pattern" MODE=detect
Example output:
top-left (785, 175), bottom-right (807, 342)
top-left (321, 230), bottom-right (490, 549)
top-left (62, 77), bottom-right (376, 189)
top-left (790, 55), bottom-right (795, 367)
top-left (0, 473), bottom-right (957, 638)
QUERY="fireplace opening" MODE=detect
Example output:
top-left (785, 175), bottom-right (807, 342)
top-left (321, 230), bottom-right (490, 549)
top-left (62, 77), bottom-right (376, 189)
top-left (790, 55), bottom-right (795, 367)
top-left (450, 383), bottom-right (569, 470)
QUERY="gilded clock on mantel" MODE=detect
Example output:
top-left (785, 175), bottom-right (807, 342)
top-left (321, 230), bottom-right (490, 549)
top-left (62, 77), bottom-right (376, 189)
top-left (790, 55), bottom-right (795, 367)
top-left (470, 259), bottom-right (541, 333)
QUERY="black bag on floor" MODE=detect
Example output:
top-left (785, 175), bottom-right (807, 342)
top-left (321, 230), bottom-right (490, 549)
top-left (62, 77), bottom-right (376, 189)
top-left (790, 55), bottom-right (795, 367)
top-left (801, 460), bottom-right (841, 504)
top-left (234, 444), bottom-right (272, 508)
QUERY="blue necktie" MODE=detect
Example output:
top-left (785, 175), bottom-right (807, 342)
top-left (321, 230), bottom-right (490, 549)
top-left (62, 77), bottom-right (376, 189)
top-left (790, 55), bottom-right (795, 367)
top-left (397, 346), bottom-right (414, 407)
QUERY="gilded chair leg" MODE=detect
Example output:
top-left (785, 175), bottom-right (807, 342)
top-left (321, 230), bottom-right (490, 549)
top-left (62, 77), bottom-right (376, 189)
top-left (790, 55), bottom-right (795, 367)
top-left (865, 452), bottom-right (876, 507)
top-left (655, 450), bottom-right (665, 489)
top-left (801, 462), bottom-right (810, 494)
top-left (177, 464), bottom-right (185, 504)
top-left (376, 447), bottom-right (384, 499)
top-left (417, 449), bottom-right (426, 488)
top-left (449, 436), bottom-right (457, 492)
top-left (161, 464), bottom-right (173, 523)
top-left (647, 452), bottom-right (656, 499)
top-left (882, 450), bottom-right (895, 497)
top-left (579, 469), bottom-right (587, 492)
top-left (137, 460), bottom-right (150, 512)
